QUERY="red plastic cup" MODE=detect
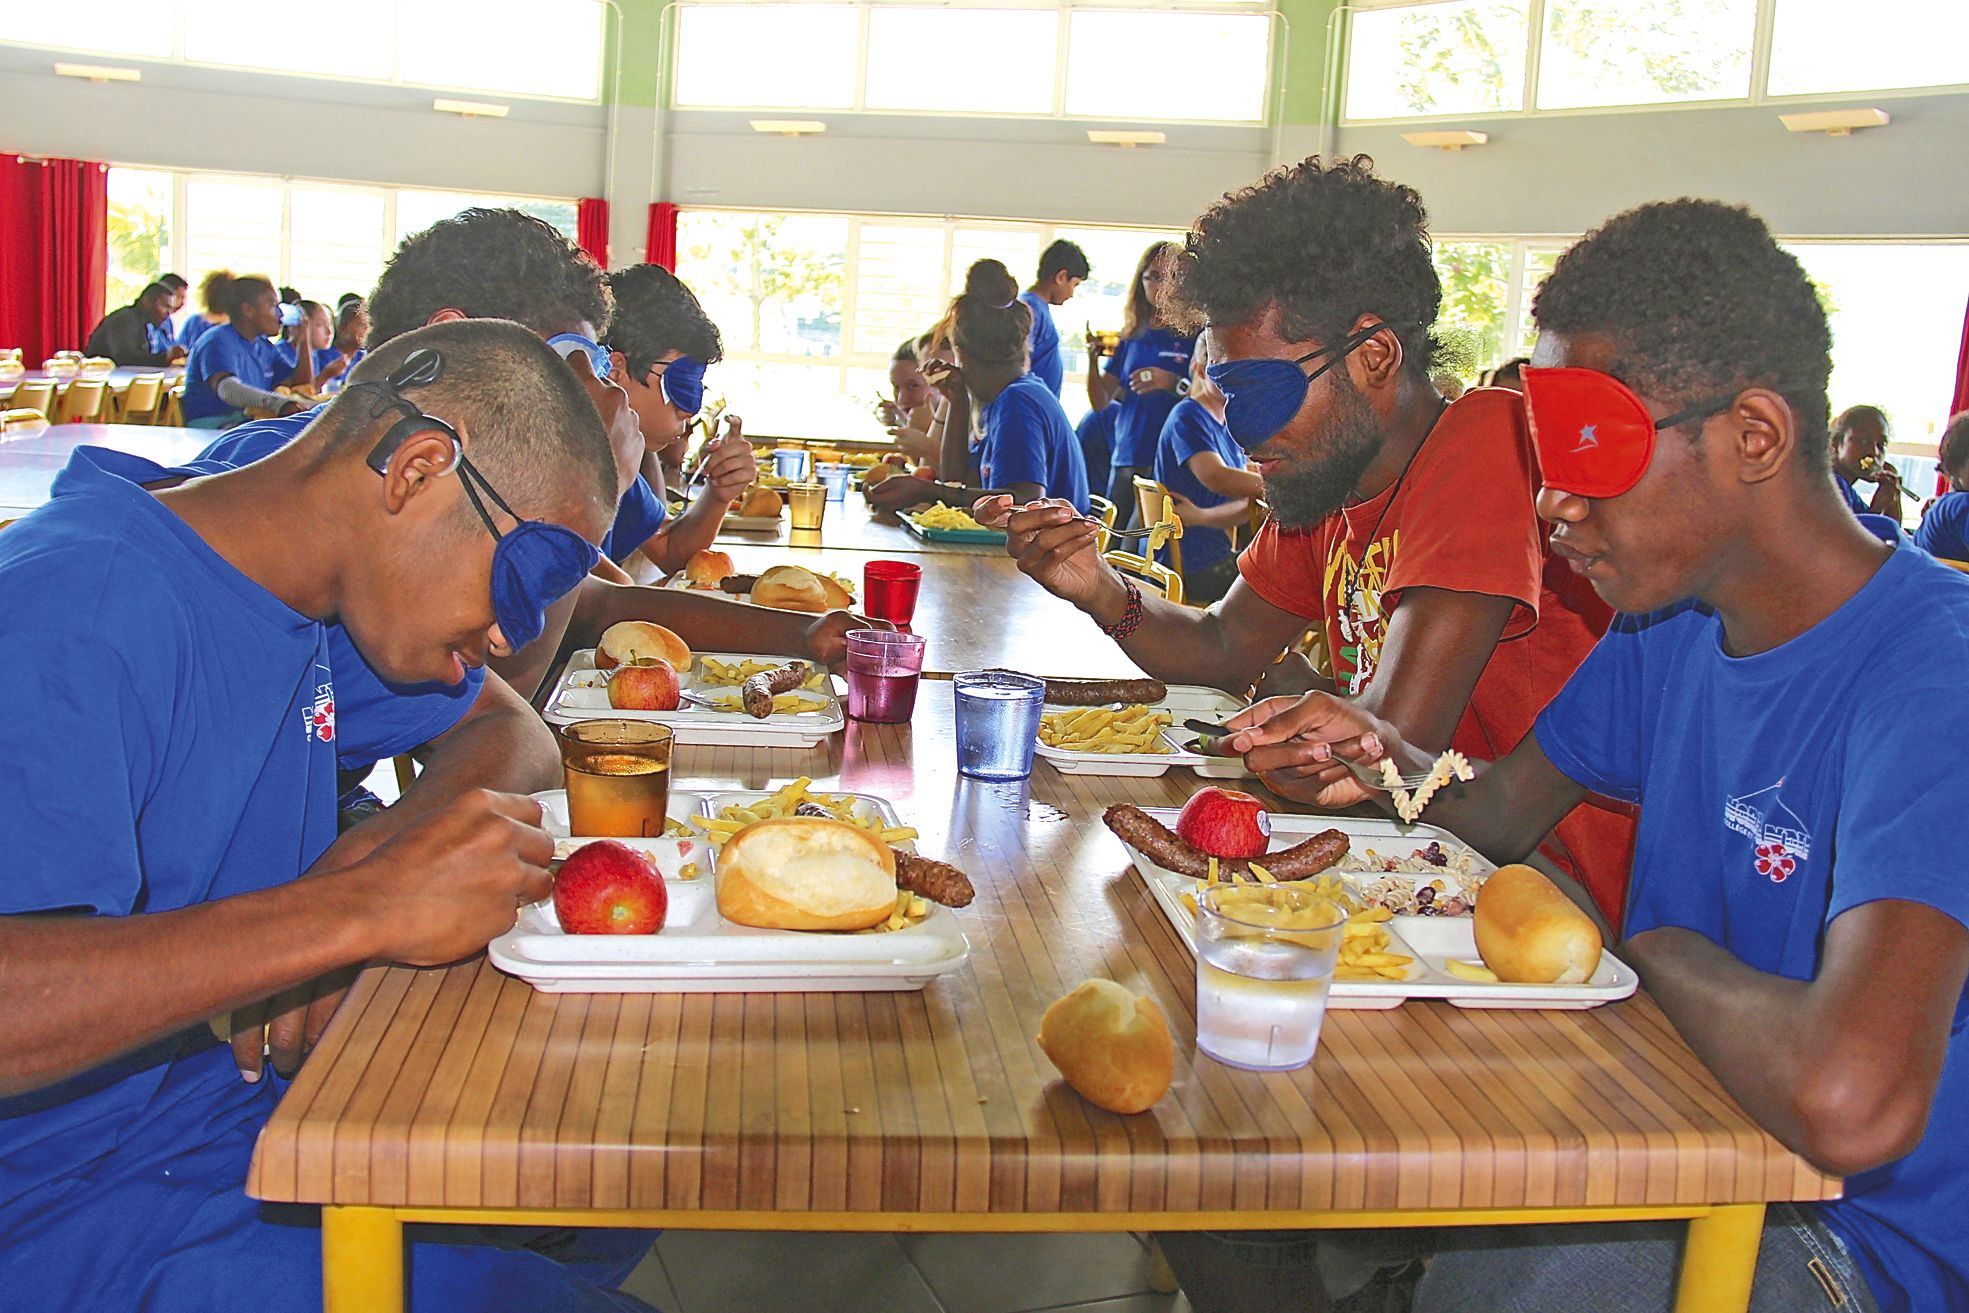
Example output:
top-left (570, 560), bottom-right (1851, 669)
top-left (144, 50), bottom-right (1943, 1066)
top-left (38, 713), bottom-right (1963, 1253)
top-left (863, 559), bottom-right (923, 625)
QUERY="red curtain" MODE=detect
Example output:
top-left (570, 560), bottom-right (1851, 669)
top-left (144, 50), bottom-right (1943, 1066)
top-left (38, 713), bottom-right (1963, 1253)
top-left (576, 197), bottom-right (610, 268)
top-left (0, 155), bottom-right (108, 363)
top-left (646, 202), bottom-right (679, 271)
top-left (1944, 295), bottom-right (1969, 494)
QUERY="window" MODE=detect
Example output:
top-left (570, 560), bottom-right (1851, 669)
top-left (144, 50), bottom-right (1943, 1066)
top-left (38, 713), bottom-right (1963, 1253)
top-left (2, 0), bottom-right (605, 102)
top-left (1345, 2), bottom-right (1529, 120)
top-left (1064, 11), bottom-right (1271, 121)
top-left (671, 3), bottom-right (1274, 123)
top-left (866, 9), bottom-right (1057, 114)
top-left (673, 209), bottom-right (1181, 439)
top-left (288, 190), bottom-right (389, 308)
top-left (104, 168), bottom-right (173, 318)
top-left (1432, 240), bottom-right (1513, 382)
top-left (392, 192), bottom-right (579, 247)
top-left (1536, 0), bottom-right (1756, 108)
top-left (1768, 0), bottom-right (1969, 96)
top-left (672, 5), bottom-right (858, 109)
top-left (184, 178), bottom-right (285, 292)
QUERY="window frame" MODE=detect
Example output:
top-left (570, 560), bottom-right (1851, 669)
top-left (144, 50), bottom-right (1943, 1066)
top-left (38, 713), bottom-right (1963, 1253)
top-left (1, 0), bottom-right (608, 105)
top-left (1338, 0), bottom-right (1969, 127)
top-left (667, 0), bottom-right (1279, 126)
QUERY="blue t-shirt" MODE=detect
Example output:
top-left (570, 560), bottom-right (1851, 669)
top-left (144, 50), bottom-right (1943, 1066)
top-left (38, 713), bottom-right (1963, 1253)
top-left (0, 447), bottom-right (341, 1201)
top-left (188, 417), bottom-right (484, 771)
top-left (1835, 472), bottom-right (1868, 515)
top-left (177, 314), bottom-right (218, 350)
top-left (183, 324), bottom-right (281, 422)
top-left (1913, 490), bottom-right (1969, 562)
top-left (1104, 328), bottom-right (1195, 468)
top-left (1533, 543), bottom-right (1969, 1313)
top-left (1020, 291), bottom-right (1063, 397)
top-left (271, 343), bottom-right (341, 376)
top-left (1153, 398), bottom-right (1244, 574)
top-left (599, 474), bottom-right (668, 564)
top-left (977, 373), bottom-right (1089, 513)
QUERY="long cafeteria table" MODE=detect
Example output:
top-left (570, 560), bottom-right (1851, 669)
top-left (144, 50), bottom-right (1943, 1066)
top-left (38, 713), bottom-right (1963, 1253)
top-left (0, 423), bottom-right (214, 518)
top-left (710, 494), bottom-right (1004, 555)
top-left (248, 544), bottom-right (1839, 1313)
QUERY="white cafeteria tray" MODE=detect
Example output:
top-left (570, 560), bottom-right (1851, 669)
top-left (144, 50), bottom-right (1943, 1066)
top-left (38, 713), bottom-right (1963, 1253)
top-left (490, 789), bottom-right (968, 993)
top-left (544, 649), bottom-right (845, 748)
top-left (1120, 808), bottom-right (1636, 1011)
top-left (1035, 684), bottom-right (1255, 780)
top-left (720, 513), bottom-right (785, 532)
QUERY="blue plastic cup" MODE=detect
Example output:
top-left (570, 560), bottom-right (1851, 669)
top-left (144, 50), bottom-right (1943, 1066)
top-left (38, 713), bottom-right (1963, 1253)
top-left (818, 463), bottom-right (851, 502)
top-left (772, 448), bottom-right (810, 482)
top-left (953, 671), bottom-right (1045, 780)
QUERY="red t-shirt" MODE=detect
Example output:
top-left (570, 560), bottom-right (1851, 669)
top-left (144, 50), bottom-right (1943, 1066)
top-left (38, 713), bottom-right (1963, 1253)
top-left (1236, 387), bottom-right (1635, 925)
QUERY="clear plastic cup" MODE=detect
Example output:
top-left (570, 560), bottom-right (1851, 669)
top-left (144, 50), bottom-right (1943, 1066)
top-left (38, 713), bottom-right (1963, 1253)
top-left (817, 463), bottom-right (851, 502)
top-left (787, 482), bottom-right (827, 531)
top-left (953, 670), bottom-right (1045, 780)
top-left (1193, 884), bottom-right (1347, 1072)
top-left (845, 629), bottom-right (926, 723)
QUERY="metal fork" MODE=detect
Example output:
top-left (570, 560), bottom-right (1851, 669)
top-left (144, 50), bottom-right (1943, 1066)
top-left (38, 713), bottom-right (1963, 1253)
top-left (1178, 718), bottom-right (1439, 792)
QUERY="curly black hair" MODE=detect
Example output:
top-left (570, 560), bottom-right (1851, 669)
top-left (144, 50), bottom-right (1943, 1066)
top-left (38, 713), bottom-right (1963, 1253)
top-left (365, 208), bottom-right (613, 350)
top-left (1533, 199), bottom-right (1833, 469)
top-left (603, 263), bottom-right (724, 380)
top-left (948, 260), bottom-right (1031, 370)
top-left (1167, 155), bottom-right (1439, 375)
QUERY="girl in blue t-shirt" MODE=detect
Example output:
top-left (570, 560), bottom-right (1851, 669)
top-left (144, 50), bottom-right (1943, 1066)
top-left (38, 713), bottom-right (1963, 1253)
top-left (1087, 241), bottom-right (1194, 527)
top-left (1153, 345), bottom-right (1265, 603)
top-left (181, 277), bottom-right (310, 426)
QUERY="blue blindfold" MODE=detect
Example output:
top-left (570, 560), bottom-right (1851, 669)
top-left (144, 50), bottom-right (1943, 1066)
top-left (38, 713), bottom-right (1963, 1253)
top-left (1206, 321), bottom-right (1404, 450)
top-left (350, 347), bottom-right (600, 653)
top-left (656, 354), bottom-right (707, 417)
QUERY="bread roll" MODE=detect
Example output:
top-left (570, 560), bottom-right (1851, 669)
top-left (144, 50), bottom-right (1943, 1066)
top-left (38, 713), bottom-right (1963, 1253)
top-left (716, 817), bottom-right (898, 932)
top-left (685, 548), bottom-right (735, 588)
top-left (1037, 979), bottom-right (1174, 1115)
top-left (1473, 864), bottom-right (1603, 984)
top-left (862, 462), bottom-right (900, 487)
top-left (751, 564), bottom-right (830, 613)
top-left (816, 573), bottom-right (854, 610)
top-left (739, 485), bottom-right (784, 518)
top-left (595, 621), bottom-right (691, 672)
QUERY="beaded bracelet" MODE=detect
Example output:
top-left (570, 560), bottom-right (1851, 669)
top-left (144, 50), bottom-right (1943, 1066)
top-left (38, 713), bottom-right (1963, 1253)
top-left (1098, 578), bottom-right (1146, 640)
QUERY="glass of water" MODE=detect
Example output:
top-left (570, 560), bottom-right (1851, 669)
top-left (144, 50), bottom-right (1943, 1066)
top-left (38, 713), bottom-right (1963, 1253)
top-left (1193, 884), bottom-right (1346, 1072)
top-left (953, 670), bottom-right (1045, 780)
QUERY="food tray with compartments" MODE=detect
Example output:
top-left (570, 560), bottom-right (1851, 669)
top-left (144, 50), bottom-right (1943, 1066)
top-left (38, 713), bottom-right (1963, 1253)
top-left (543, 649), bottom-right (845, 748)
top-left (899, 510), bottom-right (1007, 544)
top-left (489, 788), bottom-right (968, 994)
top-left (1035, 684), bottom-right (1257, 779)
top-left (1119, 808), bottom-right (1636, 1011)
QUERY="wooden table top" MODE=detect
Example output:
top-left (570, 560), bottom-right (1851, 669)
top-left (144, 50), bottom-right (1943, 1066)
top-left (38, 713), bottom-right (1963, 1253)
top-left (0, 424), bottom-right (215, 517)
top-left (249, 679), bottom-right (1837, 1216)
top-left (636, 543), bottom-right (1149, 682)
top-left (710, 494), bottom-right (1003, 556)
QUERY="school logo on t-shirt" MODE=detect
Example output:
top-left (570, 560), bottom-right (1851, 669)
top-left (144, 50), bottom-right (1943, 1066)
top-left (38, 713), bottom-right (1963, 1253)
top-left (304, 665), bottom-right (336, 743)
top-left (1321, 531), bottom-right (1398, 695)
top-left (1723, 778), bottom-right (1811, 882)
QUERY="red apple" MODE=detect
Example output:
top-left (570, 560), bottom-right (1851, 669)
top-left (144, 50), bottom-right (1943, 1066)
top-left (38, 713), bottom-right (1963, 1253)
top-left (1175, 787), bottom-right (1271, 860)
top-left (554, 840), bottom-right (668, 934)
top-left (608, 658), bottom-right (681, 711)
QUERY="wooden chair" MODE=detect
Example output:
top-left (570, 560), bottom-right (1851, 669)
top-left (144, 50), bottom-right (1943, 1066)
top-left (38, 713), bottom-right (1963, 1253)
top-left (55, 380), bottom-right (108, 424)
top-left (1103, 548), bottom-right (1184, 605)
top-left (118, 374), bottom-right (166, 425)
top-left (1086, 492), bottom-right (1118, 551)
top-left (9, 380), bottom-right (55, 418)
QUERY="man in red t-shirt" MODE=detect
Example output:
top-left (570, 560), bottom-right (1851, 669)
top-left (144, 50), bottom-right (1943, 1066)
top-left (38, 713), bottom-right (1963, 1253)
top-left (994, 156), bottom-right (1633, 925)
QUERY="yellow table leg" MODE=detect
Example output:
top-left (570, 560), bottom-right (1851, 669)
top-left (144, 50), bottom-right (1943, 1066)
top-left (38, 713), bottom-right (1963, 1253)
top-left (1674, 1203), bottom-right (1766, 1313)
top-left (323, 1205), bottom-right (405, 1313)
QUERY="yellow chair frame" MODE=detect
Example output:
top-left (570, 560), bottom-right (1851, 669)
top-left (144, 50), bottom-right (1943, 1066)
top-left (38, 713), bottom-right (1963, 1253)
top-left (1104, 549), bottom-right (1184, 605)
top-left (1940, 557), bottom-right (1969, 575)
top-left (1131, 475), bottom-right (1183, 576)
top-left (1085, 493), bottom-right (1118, 552)
top-left (56, 379), bottom-right (108, 424)
top-left (9, 379), bottom-right (55, 418)
top-left (118, 373), bottom-right (167, 425)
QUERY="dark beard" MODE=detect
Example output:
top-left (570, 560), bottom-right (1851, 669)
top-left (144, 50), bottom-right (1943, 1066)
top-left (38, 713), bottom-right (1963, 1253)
top-left (1261, 380), bottom-right (1383, 530)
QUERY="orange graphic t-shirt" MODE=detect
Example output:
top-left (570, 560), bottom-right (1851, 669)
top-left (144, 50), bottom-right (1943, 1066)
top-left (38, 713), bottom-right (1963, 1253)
top-left (1236, 388), bottom-right (1635, 925)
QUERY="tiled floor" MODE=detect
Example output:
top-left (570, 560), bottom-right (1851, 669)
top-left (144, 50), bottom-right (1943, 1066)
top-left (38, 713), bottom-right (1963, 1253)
top-left (620, 1230), bottom-right (1192, 1313)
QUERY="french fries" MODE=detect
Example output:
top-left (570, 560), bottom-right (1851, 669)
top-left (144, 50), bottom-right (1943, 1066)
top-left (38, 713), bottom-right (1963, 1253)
top-left (912, 504), bottom-right (993, 532)
top-left (688, 777), bottom-right (919, 848)
top-left (1334, 905), bottom-right (1414, 982)
top-left (858, 889), bottom-right (934, 934)
top-left (1039, 704), bottom-right (1173, 754)
top-left (702, 690), bottom-right (828, 716)
top-left (697, 657), bottom-right (831, 690)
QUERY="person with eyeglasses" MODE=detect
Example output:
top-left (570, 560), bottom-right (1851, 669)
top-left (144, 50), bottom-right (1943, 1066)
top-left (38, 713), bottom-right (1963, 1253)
top-left (0, 320), bottom-right (669, 1313)
top-left (1204, 198), bottom-right (1969, 1313)
top-left (995, 156), bottom-right (1632, 930)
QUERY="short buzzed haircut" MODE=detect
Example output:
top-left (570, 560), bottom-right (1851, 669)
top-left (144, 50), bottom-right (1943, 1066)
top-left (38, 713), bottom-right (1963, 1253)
top-left (1038, 240), bottom-right (1090, 282)
top-left (313, 318), bottom-right (617, 532)
top-left (365, 208), bottom-right (613, 350)
top-left (1832, 404), bottom-right (1890, 441)
top-left (1533, 199), bottom-right (1834, 470)
top-left (139, 282), bottom-right (172, 304)
top-left (602, 264), bottom-right (723, 379)
top-left (159, 273), bottom-right (187, 292)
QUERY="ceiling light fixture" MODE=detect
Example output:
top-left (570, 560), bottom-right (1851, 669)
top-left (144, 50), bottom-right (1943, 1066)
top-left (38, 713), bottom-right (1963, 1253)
top-left (54, 62), bottom-right (141, 83)
top-left (1401, 129), bottom-right (1488, 152)
top-left (1779, 108), bottom-right (1890, 137)
top-left (749, 120), bottom-right (828, 136)
top-left (433, 98), bottom-right (509, 118)
top-left (1086, 130), bottom-right (1166, 148)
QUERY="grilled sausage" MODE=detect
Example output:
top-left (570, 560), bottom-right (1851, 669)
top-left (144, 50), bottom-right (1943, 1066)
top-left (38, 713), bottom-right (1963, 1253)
top-left (894, 851), bottom-right (975, 908)
top-left (985, 671), bottom-right (1169, 706)
top-left (740, 661), bottom-right (810, 718)
top-left (1102, 804), bottom-right (1348, 879)
top-left (719, 574), bottom-right (760, 595)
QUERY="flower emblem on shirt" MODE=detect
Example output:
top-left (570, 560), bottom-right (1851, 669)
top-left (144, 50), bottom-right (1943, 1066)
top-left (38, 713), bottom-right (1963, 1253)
top-left (1753, 842), bottom-right (1796, 883)
top-left (305, 680), bottom-right (336, 744)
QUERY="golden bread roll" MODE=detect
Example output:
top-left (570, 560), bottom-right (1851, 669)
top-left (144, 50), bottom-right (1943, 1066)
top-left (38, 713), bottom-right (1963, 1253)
top-left (816, 573), bottom-right (854, 610)
top-left (685, 548), bottom-right (735, 587)
top-left (739, 485), bottom-right (784, 518)
top-left (1037, 979), bottom-right (1174, 1115)
top-left (751, 564), bottom-right (830, 613)
top-left (1473, 864), bottom-right (1603, 984)
top-left (595, 621), bottom-right (691, 672)
top-left (862, 462), bottom-right (899, 487)
top-left (716, 816), bottom-right (898, 932)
